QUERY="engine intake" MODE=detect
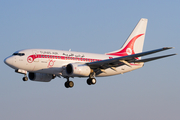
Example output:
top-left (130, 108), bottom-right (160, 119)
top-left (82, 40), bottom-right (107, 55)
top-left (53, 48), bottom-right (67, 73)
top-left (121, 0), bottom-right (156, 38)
top-left (66, 64), bottom-right (73, 74)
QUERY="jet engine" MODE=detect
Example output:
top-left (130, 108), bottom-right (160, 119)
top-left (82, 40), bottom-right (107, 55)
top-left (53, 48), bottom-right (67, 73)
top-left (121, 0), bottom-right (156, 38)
top-left (66, 63), bottom-right (91, 77)
top-left (28, 72), bottom-right (53, 82)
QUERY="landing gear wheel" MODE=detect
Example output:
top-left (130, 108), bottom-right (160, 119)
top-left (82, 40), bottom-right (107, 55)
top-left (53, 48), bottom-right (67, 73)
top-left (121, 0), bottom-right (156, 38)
top-left (65, 81), bottom-right (69, 88)
top-left (91, 78), bottom-right (96, 85)
top-left (64, 81), bottom-right (74, 88)
top-left (87, 78), bottom-right (92, 85)
top-left (23, 77), bottom-right (28, 81)
top-left (87, 78), bottom-right (96, 85)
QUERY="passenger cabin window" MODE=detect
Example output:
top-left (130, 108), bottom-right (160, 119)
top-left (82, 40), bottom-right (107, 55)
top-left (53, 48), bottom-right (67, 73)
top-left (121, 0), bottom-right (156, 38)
top-left (13, 53), bottom-right (25, 56)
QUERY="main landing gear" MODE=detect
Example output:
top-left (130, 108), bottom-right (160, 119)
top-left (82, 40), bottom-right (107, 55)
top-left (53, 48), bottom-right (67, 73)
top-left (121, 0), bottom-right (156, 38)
top-left (87, 78), bottom-right (96, 85)
top-left (64, 77), bottom-right (97, 88)
top-left (87, 72), bottom-right (96, 85)
top-left (64, 77), bottom-right (74, 88)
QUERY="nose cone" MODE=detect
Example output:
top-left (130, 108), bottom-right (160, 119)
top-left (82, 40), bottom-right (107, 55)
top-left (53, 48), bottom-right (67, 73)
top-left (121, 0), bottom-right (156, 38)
top-left (4, 57), bottom-right (13, 67)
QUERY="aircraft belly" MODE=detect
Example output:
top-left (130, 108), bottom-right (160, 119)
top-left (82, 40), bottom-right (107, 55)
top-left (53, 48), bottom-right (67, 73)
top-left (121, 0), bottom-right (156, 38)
top-left (30, 60), bottom-right (70, 75)
top-left (34, 67), bottom-right (63, 75)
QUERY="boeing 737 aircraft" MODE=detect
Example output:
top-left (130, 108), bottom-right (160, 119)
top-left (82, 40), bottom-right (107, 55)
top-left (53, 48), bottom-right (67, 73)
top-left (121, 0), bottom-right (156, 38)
top-left (4, 18), bottom-right (176, 88)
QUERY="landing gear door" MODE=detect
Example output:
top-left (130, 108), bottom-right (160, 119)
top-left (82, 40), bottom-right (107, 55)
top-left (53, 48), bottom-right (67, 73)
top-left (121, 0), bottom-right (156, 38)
top-left (32, 50), bottom-right (39, 62)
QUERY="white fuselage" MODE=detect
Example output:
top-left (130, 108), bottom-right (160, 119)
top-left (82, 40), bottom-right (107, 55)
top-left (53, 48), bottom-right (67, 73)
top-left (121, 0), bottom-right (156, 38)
top-left (5, 49), bottom-right (143, 77)
top-left (4, 18), bottom-right (176, 88)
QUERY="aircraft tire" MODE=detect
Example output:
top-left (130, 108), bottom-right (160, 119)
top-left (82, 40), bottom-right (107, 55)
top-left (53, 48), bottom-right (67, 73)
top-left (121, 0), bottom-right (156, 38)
top-left (64, 82), bottom-right (69, 88)
top-left (87, 78), bottom-right (92, 85)
top-left (91, 78), bottom-right (96, 85)
top-left (87, 78), bottom-right (96, 85)
top-left (64, 81), bottom-right (74, 88)
top-left (69, 81), bottom-right (74, 88)
top-left (23, 77), bottom-right (28, 81)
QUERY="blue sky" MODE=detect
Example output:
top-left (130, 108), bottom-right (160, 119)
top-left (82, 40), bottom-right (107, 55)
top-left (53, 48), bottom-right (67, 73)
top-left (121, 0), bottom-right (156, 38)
top-left (0, 1), bottom-right (179, 120)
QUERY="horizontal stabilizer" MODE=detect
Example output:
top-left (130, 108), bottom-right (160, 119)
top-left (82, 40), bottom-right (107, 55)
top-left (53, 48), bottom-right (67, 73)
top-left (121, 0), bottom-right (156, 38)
top-left (118, 47), bottom-right (174, 61)
top-left (134, 54), bottom-right (177, 63)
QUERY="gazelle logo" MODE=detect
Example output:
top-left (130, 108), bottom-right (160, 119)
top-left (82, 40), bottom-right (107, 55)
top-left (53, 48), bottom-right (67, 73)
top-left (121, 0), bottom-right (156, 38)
top-left (27, 56), bottom-right (33, 63)
top-left (126, 48), bottom-right (132, 55)
top-left (48, 60), bottom-right (55, 67)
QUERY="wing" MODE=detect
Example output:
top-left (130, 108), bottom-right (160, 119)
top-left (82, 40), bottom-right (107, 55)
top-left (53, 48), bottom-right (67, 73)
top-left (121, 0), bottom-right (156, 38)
top-left (86, 47), bottom-right (176, 71)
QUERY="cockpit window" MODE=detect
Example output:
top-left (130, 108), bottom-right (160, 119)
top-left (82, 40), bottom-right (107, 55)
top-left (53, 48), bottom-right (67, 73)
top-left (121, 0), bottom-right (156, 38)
top-left (12, 53), bottom-right (25, 56)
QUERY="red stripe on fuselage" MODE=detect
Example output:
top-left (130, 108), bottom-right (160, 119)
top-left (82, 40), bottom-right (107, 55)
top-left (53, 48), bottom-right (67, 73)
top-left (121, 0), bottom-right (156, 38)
top-left (27, 54), bottom-right (140, 66)
top-left (27, 54), bottom-right (102, 63)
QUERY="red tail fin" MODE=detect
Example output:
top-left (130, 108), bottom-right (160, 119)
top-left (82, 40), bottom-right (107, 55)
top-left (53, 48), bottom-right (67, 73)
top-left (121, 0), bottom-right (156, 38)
top-left (106, 34), bottom-right (144, 56)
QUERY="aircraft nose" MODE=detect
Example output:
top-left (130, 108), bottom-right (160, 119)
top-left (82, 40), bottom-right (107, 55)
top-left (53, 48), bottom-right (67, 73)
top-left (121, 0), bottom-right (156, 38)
top-left (4, 57), bottom-right (13, 66)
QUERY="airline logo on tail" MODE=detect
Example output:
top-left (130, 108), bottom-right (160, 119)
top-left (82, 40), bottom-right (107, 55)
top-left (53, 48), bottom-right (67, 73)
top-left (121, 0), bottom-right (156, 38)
top-left (107, 34), bottom-right (144, 56)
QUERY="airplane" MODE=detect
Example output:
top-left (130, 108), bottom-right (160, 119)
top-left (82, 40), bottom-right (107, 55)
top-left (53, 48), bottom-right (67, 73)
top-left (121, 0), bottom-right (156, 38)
top-left (4, 18), bottom-right (176, 88)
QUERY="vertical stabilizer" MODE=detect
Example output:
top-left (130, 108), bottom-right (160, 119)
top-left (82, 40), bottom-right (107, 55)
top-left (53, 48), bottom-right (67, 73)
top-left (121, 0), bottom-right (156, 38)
top-left (106, 18), bottom-right (148, 59)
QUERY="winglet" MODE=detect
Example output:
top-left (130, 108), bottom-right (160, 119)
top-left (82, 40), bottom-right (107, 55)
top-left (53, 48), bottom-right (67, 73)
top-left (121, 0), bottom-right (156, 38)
top-left (163, 47), bottom-right (174, 50)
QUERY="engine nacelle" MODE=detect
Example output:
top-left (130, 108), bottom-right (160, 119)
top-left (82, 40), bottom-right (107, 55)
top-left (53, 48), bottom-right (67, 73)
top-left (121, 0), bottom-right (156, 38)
top-left (66, 63), bottom-right (91, 77)
top-left (28, 72), bottom-right (53, 82)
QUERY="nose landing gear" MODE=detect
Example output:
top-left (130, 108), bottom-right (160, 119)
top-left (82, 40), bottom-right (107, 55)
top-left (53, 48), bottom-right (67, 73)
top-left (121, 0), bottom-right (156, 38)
top-left (15, 69), bottom-right (28, 81)
top-left (23, 76), bottom-right (28, 81)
